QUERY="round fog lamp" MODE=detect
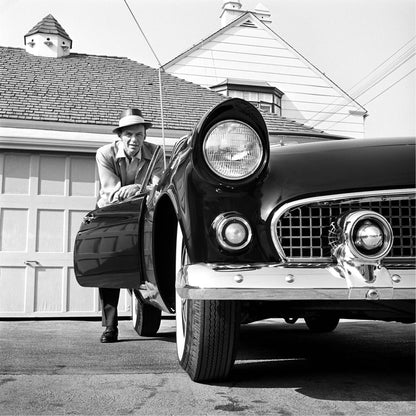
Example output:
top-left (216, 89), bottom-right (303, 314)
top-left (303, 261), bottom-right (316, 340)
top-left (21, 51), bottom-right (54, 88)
top-left (213, 214), bottom-right (252, 251)
top-left (355, 221), bottom-right (384, 250)
top-left (344, 210), bottom-right (393, 261)
top-left (224, 222), bottom-right (247, 245)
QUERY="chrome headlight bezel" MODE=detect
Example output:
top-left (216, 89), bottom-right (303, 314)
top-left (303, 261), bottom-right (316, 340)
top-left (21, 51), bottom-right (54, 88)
top-left (202, 120), bottom-right (264, 181)
top-left (342, 210), bottom-right (393, 261)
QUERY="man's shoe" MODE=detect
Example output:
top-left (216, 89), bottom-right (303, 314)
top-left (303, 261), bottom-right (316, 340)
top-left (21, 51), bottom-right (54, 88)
top-left (100, 327), bottom-right (118, 343)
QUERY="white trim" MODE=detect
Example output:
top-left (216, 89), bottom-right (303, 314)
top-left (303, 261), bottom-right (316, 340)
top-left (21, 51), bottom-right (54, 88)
top-left (0, 126), bottom-right (179, 153)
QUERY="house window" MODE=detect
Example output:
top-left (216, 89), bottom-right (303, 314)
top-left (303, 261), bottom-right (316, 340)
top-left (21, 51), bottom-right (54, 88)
top-left (210, 79), bottom-right (283, 115)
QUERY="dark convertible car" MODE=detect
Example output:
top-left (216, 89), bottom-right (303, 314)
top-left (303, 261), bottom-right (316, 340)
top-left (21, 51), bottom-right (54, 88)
top-left (74, 98), bottom-right (415, 382)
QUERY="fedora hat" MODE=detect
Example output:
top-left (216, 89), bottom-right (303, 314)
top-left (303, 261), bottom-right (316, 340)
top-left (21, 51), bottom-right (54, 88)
top-left (113, 108), bottom-right (153, 134)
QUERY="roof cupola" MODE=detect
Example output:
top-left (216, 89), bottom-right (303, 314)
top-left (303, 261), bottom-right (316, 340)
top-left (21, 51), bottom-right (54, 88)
top-left (220, 1), bottom-right (244, 27)
top-left (253, 3), bottom-right (272, 25)
top-left (24, 14), bottom-right (72, 58)
top-left (220, 1), bottom-right (272, 27)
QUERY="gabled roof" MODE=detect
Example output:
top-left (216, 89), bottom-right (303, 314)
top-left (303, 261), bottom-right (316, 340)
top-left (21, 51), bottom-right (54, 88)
top-left (24, 14), bottom-right (72, 46)
top-left (164, 11), bottom-right (366, 113)
top-left (0, 46), bottom-right (323, 135)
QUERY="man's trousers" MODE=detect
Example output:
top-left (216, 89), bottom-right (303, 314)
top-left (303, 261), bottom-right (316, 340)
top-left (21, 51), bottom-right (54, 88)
top-left (99, 288), bottom-right (120, 328)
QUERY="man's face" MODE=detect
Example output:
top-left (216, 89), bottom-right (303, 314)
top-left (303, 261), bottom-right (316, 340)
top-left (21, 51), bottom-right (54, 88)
top-left (120, 124), bottom-right (146, 158)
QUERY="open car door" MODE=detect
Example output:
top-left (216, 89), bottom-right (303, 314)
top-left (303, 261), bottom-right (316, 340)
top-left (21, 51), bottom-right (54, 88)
top-left (74, 146), bottom-right (162, 289)
top-left (74, 195), bottom-right (146, 289)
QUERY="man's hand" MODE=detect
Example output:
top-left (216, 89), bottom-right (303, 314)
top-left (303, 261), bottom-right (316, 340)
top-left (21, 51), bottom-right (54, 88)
top-left (114, 184), bottom-right (141, 201)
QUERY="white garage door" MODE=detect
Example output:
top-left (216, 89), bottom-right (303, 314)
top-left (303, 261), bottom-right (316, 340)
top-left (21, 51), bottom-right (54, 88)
top-left (0, 150), bottom-right (131, 318)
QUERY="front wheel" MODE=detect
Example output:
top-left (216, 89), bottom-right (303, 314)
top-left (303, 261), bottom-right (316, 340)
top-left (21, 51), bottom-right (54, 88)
top-left (175, 224), bottom-right (240, 382)
top-left (130, 289), bottom-right (161, 336)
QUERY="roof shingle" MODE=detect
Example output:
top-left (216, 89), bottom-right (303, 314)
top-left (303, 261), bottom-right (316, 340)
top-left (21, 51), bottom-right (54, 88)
top-left (24, 14), bottom-right (72, 44)
top-left (0, 46), bottom-right (322, 135)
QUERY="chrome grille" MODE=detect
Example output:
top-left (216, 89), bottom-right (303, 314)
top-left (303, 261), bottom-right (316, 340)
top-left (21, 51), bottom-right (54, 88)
top-left (273, 192), bottom-right (415, 262)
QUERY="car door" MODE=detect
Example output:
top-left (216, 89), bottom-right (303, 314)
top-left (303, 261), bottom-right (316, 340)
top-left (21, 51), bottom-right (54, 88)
top-left (73, 195), bottom-right (146, 289)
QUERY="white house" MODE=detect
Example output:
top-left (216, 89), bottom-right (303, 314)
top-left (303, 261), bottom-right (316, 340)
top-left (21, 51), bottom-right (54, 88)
top-left (164, 0), bottom-right (367, 138)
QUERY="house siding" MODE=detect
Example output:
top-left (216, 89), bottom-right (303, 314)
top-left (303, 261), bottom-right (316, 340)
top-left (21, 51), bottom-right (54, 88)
top-left (166, 21), bottom-right (365, 138)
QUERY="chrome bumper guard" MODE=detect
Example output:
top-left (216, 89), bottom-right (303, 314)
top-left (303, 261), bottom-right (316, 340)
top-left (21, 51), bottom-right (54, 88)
top-left (176, 263), bottom-right (415, 301)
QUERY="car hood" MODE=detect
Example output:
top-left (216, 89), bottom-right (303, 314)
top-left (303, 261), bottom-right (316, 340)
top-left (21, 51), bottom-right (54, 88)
top-left (260, 136), bottom-right (415, 219)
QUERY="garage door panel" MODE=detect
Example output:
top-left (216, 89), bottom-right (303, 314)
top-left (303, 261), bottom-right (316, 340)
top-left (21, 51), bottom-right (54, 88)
top-left (67, 267), bottom-right (96, 312)
top-left (0, 208), bottom-right (28, 251)
top-left (0, 267), bottom-right (26, 312)
top-left (68, 210), bottom-right (90, 252)
top-left (1, 153), bottom-right (31, 194)
top-left (36, 209), bottom-right (65, 252)
top-left (70, 157), bottom-right (97, 197)
top-left (34, 267), bottom-right (63, 312)
top-left (38, 155), bottom-right (66, 196)
top-left (119, 289), bottom-right (131, 313)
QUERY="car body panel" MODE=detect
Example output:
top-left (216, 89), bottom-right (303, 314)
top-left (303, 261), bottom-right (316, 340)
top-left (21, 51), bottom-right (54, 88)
top-left (162, 135), bottom-right (415, 265)
top-left (260, 137), bottom-right (415, 220)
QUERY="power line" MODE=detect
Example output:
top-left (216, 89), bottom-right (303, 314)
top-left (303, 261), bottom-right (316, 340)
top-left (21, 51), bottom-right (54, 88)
top-left (122, 0), bottom-right (163, 68)
top-left (122, 0), bottom-right (166, 168)
top-left (307, 36), bottom-right (416, 128)
top-left (310, 49), bottom-right (415, 129)
top-left (349, 36), bottom-right (415, 94)
top-left (324, 68), bottom-right (415, 131)
top-left (351, 48), bottom-right (415, 99)
top-left (363, 67), bottom-right (415, 106)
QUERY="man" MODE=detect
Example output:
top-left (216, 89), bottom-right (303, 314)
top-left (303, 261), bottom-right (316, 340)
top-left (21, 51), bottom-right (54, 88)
top-left (96, 108), bottom-right (164, 342)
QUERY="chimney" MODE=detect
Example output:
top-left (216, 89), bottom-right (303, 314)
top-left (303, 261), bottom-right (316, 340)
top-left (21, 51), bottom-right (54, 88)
top-left (220, 1), bottom-right (272, 28)
top-left (24, 14), bottom-right (72, 58)
top-left (220, 1), bottom-right (244, 27)
top-left (254, 3), bottom-right (272, 25)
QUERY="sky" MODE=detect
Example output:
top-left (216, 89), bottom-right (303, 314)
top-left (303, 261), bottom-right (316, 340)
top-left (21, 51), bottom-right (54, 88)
top-left (0, 0), bottom-right (415, 139)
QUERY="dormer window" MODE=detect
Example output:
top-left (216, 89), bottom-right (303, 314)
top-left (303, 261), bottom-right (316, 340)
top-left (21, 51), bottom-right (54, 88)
top-left (211, 79), bottom-right (283, 115)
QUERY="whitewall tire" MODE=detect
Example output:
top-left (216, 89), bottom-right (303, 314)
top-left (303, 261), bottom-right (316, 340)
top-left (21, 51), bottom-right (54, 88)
top-left (175, 223), bottom-right (240, 382)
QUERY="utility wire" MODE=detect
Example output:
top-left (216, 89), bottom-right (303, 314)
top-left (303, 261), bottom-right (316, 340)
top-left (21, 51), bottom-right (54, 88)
top-left (363, 68), bottom-right (415, 106)
top-left (307, 36), bottom-right (416, 128)
top-left (309, 37), bottom-right (415, 125)
top-left (123, 0), bottom-right (166, 169)
top-left (349, 36), bottom-right (415, 94)
top-left (122, 0), bottom-right (163, 68)
top-left (310, 49), bottom-right (415, 129)
top-left (350, 48), bottom-right (415, 99)
top-left (324, 68), bottom-right (415, 131)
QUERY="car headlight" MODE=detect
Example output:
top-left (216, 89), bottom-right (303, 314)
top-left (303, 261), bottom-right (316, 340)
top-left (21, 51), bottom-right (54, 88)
top-left (203, 120), bottom-right (263, 180)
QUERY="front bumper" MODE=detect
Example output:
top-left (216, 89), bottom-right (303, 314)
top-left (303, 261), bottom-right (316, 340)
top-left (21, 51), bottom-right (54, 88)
top-left (176, 263), bottom-right (415, 300)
